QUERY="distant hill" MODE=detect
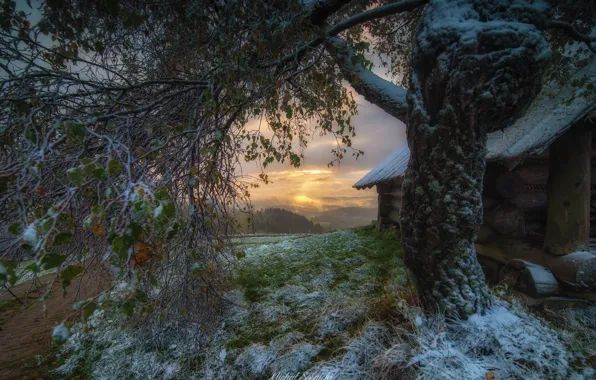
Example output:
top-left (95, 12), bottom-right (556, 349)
top-left (248, 207), bottom-right (325, 234)
top-left (313, 207), bottom-right (376, 230)
top-left (234, 206), bottom-right (376, 233)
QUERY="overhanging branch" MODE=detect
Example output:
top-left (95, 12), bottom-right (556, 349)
top-left (325, 37), bottom-right (408, 122)
top-left (263, 0), bottom-right (429, 68)
top-left (545, 20), bottom-right (596, 54)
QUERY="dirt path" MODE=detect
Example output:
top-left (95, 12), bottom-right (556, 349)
top-left (0, 272), bottom-right (106, 379)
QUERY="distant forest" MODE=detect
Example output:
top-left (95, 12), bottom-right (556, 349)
top-left (252, 208), bottom-right (325, 234)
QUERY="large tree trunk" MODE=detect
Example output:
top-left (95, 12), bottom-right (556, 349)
top-left (400, 0), bottom-right (550, 318)
top-left (544, 124), bottom-right (592, 255)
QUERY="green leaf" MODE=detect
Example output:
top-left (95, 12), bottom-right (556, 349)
top-left (41, 218), bottom-right (53, 232)
top-left (0, 260), bottom-right (17, 286)
top-left (91, 167), bottom-right (106, 180)
top-left (107, 159), bottom-right (123, 176)
top-left (25, 262), bottom-right (39, 273)
top-left (83, 301), bottom-right (98, 319)
top-left (8, 223), bottom-right (20, 235)
top-left (94, 41), bottom-right (105, 53)
top-left (128, 222), bottom-right (143, 240)
top-left (61, 264), bottom-right (84, 290)
top-left (68, 123), bottom-right (87, 137)
top-left (166, 223), bottom-right (179, 239)
top-left (215, 130), bottom-right (225, 141)
top-left (52, 232), bottom-right (73, 246)
top-left (122, 299), bottom-right (135, 317)
top-left (163, 202), bottom-right (175, 218)
top-left (41, 253), bottom-right (66, 269)
top-left (111, 236), bottom-right (128, 260)
top-left (74, 300), bottom-right (98, 320)
top-left (67, 167), bottom-right (83, 187)
top-left (155, 188), bottom-right (169, 201)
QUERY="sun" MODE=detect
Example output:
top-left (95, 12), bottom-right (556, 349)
top-left (294, 195), bottom-right (314, 203)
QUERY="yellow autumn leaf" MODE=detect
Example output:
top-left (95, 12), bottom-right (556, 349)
top-left (93, 224), bottom-right (106, 237)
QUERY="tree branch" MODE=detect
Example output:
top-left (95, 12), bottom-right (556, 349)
top-left (264, 0), bottom-right (429, 68)
top-left (545, 20), bottom-right (596, 54)
top-left (325, 37), bottom-right (408, 122)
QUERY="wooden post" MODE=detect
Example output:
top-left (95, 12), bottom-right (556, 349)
top-left (544, 124), bottom-right (592, 255)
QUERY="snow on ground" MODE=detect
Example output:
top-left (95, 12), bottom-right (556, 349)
top-left (54, 228), bottom-right (596, 379)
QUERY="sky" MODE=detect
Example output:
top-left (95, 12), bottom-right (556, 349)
top-left (242, 89), bottom-right (406, 216)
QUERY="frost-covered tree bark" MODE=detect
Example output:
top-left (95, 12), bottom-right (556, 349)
top-left (399, 0), bottom-right (551, 318)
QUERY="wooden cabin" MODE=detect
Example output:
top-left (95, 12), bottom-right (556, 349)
top-left (354, 63), bottom-right (596, 303)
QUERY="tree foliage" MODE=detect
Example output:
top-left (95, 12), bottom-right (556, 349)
top-left (0, 0), bottom-right (594, 322)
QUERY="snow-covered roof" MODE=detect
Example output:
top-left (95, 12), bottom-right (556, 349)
top-left (354, 58), bottom-right (595, 190)
top-left (353, 143), bottom-right (410, 189)
top-left (486, 58), bottom-right (596, 161)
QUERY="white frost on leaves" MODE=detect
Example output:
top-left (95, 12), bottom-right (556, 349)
top-left (56, 308), bottom-right (194, 379)
top-left (52, 324), bottom-right (70, 344)
top-left (153, 202), bottom-right (163, 218)
top-left (23, 222), bottom-right (38, 245)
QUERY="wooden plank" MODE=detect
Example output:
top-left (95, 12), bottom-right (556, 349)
top-left (546, 251), bottom-right (596, 291)
top-left (500, 259), bottom-right (562, 298)
top-left (513, 191), bottom-right (547, 211)
top-left (514, 163), bottom-right (549, 185)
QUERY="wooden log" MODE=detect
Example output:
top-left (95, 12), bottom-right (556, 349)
top-left (495, 171), bottom-right (526, 199)
top-left (546, 251), bottom-right (596, 291)
top-left (482, 195), bottom-right (500, 211)
top-left (389, 209), bottom-right (401, 223)
top-left (485, 206), bottom-right (525, 237)
top-left (499, 259), bottom-right (562, 298)
top-left (476, 238), bottom-right (547, 266)
top-left (475, 243), bottom-right (509, 264)
top-left (513, 191), bottom-right (548, 211)
top-left (391, 198), bottom-right (402, 210)
top-left (513, 164), bottom-right (549, 185)
top-left (544, 124), bottom-right (592, 255)
top-left (476, 224), bottom-right (498, 244)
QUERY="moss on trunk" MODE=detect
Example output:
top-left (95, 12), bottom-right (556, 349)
top-left (400, 0), bottom-right (550, 318)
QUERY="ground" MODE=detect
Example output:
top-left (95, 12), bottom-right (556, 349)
top-left (2, 227), bottom-right (596, 379)
top-left (0, 270), bottom-right (105, 379)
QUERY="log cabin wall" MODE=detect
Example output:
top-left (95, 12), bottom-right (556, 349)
top-left (376, 136), bottom-right (596, 239)
top-left (511, 151), bottom-right (550, 242)
top-left (482, 140), bottom-right (596, 244)
top-left (481, 159), bottom-right (548, 243)
top-left (376, 178), bottom-right (403, 230)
